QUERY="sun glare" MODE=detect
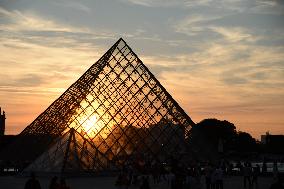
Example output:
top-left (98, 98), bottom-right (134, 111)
top-left (67, 95), bottom-right (116, 139)
top-left (82, 115), bottom-right (98, 133)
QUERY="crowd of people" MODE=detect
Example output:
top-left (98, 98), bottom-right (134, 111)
top-left (22, 159), bottom-right (283, 189)
top-left (24, 173), bottom-right (71, 189)
top-left (115, 161), bottom-right (226, 189)
top-left (114, 158), bottom-right (283, 189)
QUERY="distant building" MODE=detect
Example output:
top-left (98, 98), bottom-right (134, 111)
top-left (261, 133), bottom-right (284, 153)
top-left (261, 133), bottom-right (284, 144)
top-left (0, 107), bottom-right (6, 136)
top-left (0, 109), bottom-right (17, 165)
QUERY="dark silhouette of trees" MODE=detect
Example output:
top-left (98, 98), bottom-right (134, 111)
top-left (188, 118), bottom-right (257, 160)
top-left (194, 118), bottom-right (236, 147)
top-left (233, 131), bottom-right (257, 153)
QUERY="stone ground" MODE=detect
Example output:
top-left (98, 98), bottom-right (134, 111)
top-left (0, 175), bottom-right (274, 189)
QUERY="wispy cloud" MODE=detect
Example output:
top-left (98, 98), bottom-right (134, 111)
top-left (0, 0), bottom-right (283, 138)
top-left (0, 6), bottom-right (117, 50)
top-left (0, 7), bottom-right (87, 32)
top-left (51, 1), bottom-right (91, 13)
top-left (210, 26), bottom-right (258, 43)
top-left (173, 14), bottom-right (222, 36)
top-left (120, 0), bottom-right (184, 7)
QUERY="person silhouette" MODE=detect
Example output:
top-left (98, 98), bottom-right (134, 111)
top-left (140, 176), bottom-right (150, 189)
top-left (243, 162), bottom-right (252, 189)
top-left (24, 172), bottom-right (41, 189)
top-left (49, 176), bottom-right (59, 189)
top-left (269, 175), bottom-right (284, 189)
top-left (273, 161), bottom-right (279, 179)
top-left (58, 178), bottom-right (70, 189)
top-left (252, 164), bottom-right (260, 188)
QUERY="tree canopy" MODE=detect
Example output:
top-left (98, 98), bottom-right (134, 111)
top-left (188, 118), bottom-right (257, 160)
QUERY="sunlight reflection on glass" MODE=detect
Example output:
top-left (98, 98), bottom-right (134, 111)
top-left (82, 115), bottom-right (98, 133)
top-left (67, 94), bottom-right (114, 140)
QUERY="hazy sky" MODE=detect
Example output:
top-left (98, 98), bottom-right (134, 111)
top-left (0, 0), bottom-right (283, 139)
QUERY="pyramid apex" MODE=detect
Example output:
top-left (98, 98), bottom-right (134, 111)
top-left (112, 38), bottom-right (127, 50)
top-left (117, 37), bottom-right (126, 44)
top-left (118, 37), bottom-right (124, 41)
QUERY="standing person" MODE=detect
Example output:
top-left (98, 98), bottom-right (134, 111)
top-left (269, 175), bottom-right (284, 189)
top-left (58, 178), bottom-right (70, 189)
top-left (24, 172), bottom-right (41, 189)
top-left (164, 170), bottom-right (171, 187)
top-left (49, 176), bottom-right (59, 189)
top-left (185, 171), bottom-right (191, 189)
top-left (140, 176), bottom-right (150, 189)
top-left (169, 171), bottom-right (175, 189)
top-left (243, 162), bottom-right (252, 189)
top-left (196, 163), bottom-right (202, 185)
top-left (273, 161), bottom-right (279, 179)
top-left (152, 163), bottom-right (159, 184)
top-left (204, 163), bottom-right (213, 189)
top-left (236, 161), bottom-right (243, 175)
top-left (115, 172), bottom-right (123, 189)
top-left (115, 172), bottom-right (128, 189)
top-left (252, 164), bottom-right (260, 189)
top-left (214, 166), bottom-right (224, 189)
top-left (262, 161), bottom-right (267, 175)
top-left (211, 167), bottom-right (217, 189)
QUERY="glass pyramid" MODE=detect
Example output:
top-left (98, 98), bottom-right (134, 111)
top-left (24, 128), bottom-right (105, 173)
top-left (19, 38), bottom-right (195, 172)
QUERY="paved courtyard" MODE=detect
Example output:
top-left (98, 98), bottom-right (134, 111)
top-left (0, 175), bottom-right (275, 189)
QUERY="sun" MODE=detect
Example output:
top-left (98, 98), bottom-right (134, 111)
top-left (68, 110), bottom-right (100, 138)
top-left (82, 114), bottom-right (98, 134)
top-left (68, 97), bottom-right (114, 139)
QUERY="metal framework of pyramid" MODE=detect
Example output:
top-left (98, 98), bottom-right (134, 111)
top-left (24, 128), bottom-right (104, 173)
top-left (18, 38), bottom-right (195, 173)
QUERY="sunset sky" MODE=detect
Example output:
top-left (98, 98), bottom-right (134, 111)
top-left (0, 0), bottom-right (283, 139)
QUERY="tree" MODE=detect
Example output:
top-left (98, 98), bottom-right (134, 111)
top-left (233, 131), bottom-right (256, 152)
top-left (191, 119), bottom-right (236, 149)
top-left (188, 118), bottom-right (257, 160)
